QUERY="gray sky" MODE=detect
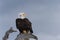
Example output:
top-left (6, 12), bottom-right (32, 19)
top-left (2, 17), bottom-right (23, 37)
top-left (0, 0), bottom-right (60, 40)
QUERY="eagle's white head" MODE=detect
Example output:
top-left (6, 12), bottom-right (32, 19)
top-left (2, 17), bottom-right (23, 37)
top-left (18, 12), bottom-right (26, 19)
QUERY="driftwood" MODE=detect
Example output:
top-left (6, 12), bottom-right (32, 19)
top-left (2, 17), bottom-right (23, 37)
top-left (15, 33), bottom-right (38, 40)
top-left (2, 27), bottom-right (17, 40)
top-left (3, 27), bottom-right (38, 40)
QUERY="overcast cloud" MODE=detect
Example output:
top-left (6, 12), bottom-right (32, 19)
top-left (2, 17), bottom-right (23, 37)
top-left (0, 0), bottom-right (60, 40)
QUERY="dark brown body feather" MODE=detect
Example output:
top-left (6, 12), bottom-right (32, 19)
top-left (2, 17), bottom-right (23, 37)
top-left (16, 18), bottom-right (33, 33)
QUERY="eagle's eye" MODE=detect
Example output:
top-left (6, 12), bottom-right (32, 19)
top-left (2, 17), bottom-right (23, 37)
top-left (23, 14), bottom-right (24, 16)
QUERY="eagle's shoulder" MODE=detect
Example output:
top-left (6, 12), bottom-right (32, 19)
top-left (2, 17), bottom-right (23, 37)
top-left (16, 18), bottom-right (22, 21)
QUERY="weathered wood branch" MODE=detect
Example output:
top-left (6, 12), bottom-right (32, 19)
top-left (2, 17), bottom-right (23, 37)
top-left (2, 27), bottom-right (38, 40)
top-left (2, 27), bottom-right (17, 40)
top-left (15, 33), bottom-right (38, 40)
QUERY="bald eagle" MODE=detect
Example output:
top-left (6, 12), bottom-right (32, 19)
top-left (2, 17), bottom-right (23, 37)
top-left (16, 13), bottom-right (33, 34)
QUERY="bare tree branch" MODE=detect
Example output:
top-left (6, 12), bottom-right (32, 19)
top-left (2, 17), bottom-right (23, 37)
top-left (15, 33), bottom-right (38, 40)
top-left (2, 27), bottom-right (17, 40)
top-left (2, 27), bottom-right (38, 40)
